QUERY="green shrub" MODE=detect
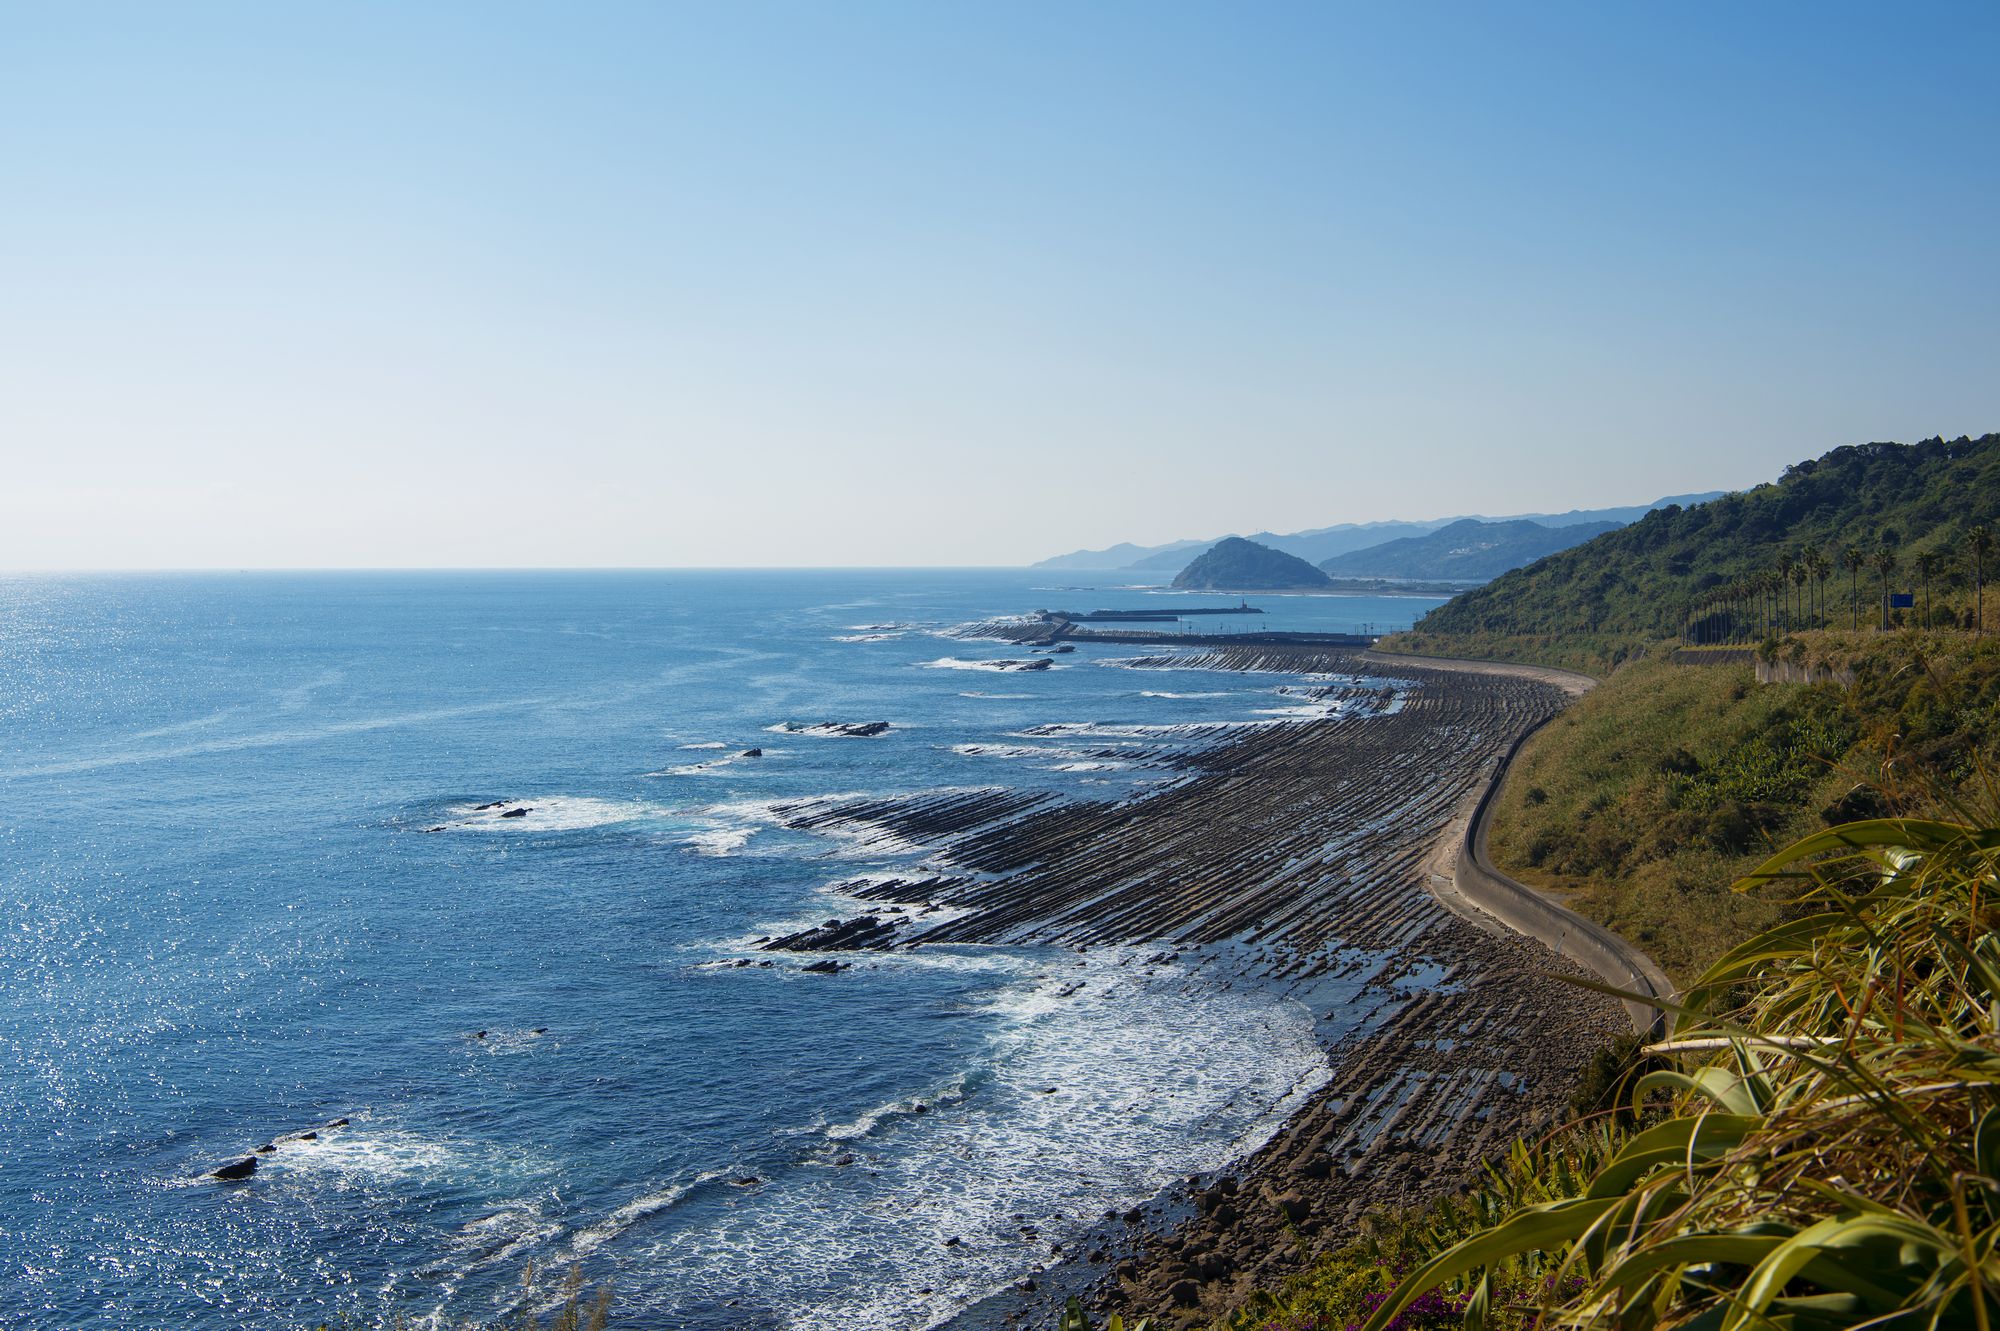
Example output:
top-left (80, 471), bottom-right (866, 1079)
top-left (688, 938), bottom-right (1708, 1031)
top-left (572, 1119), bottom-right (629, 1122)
top-left (1363, 816), bottom-right (2000, 1331)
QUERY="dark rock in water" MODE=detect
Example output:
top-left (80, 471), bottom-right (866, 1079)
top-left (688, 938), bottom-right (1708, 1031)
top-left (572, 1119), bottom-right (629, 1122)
top-left (739, 748), bottom-right (763, 758)
top-left (1016, 1277), bottom-right (1037, 1292)
top-left (470, 1030), bottom-right (487, 1040)
top-left (530, 1028), bottom-right (547, 1036)
top-left (1121, 1206), bottom-right (1143, 1224)
top-left (729, 1176), bottom-right (761, 1187)
top-left (780, 720), bottom-right (890, 737)
top-left (473, 800), bottom-right (508, 811)
top-left (500, 807), bottom-right (529, 819)
top-left (297, 1131), bottom-right (318, 1141)
top-left (327, 1118), bottom-right (350, 1128)
top-left (255, 1143), bottom-right (277, 1154)
top-left (833, 1152), bottom-right (856, 1166)
top-left (799, 958), bottom-right (844, 974)
top-left (912, 1102), bottom-right (929, 1114)
top-left (763, 914), bottom-right (902, 952)
top-left (943, 1235), bottom-right (962, 1248)
top-left (210, 1157), bottom-right (258, 1181)
top-left (422, 825), bottom-right (447, 833)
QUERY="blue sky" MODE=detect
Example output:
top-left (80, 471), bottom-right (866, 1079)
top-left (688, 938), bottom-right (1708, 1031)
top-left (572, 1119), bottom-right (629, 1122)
top-left (3, 2), bottom-right (1995, 567)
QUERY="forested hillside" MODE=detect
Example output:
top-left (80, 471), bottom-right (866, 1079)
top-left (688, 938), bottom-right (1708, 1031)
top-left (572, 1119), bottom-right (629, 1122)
top-left (1412, 434), bottom-right (2000, 650)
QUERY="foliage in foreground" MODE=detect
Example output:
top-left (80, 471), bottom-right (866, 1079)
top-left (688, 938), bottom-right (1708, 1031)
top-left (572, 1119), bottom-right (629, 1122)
top-left (1356, 814), bottom-right (2000, 1330)
top-left (1208, 1127), bottom-right (1627, 1331)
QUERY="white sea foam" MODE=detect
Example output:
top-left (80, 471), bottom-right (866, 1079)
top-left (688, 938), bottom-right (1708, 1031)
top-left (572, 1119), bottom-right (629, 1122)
top-left (677, 741), bottom-right (728, 750)
top-left (564, 1176), bottom-right (713, 1258)
top-left (924, 656), bottom-right (1061, 673)
top-left (949, 742), bottom-right (1108, 763)
top-left (597, 949), bottom-right (1331, 1330)
top-left (442, 797), bottom-right (664, 833)
top-left (685, 826), bottom-right (755, 856)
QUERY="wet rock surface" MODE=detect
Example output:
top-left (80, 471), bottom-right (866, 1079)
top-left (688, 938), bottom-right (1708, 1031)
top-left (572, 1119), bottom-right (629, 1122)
top-left (897, 645), bottom-right (1626, 1330)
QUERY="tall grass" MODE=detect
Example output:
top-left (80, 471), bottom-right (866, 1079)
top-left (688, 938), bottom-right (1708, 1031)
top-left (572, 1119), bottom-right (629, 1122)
top-left (1484, 654), bottom-right (1855, 981)
top-left (1359, 814), bottom-right (2000, 1330)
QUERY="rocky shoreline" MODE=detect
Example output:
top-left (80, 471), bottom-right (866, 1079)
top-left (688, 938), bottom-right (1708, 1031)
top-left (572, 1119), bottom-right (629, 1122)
top-left (766, 645), bottom-right (1625, 1330)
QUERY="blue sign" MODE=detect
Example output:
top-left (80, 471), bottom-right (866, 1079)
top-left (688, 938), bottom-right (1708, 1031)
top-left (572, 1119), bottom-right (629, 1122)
top-left (1890, 592), bottom-right (1915, 608)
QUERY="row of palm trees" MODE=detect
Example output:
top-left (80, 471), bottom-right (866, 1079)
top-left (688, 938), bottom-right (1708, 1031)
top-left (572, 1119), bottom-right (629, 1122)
top-left (1683, 525), bottom-right (1995, 644)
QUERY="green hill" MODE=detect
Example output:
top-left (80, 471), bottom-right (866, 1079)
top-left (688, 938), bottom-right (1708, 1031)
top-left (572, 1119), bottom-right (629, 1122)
top-left (1318, 517), bottom-right (1619, 582)
top-left (1406, 433), bottom-right (2000, 662)
top-left (1171, 536), bottom-right (1331, 590)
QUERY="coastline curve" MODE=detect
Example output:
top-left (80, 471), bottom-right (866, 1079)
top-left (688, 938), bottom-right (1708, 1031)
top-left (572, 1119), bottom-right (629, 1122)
top-left (1366, 649), bottom-right (1675, 1036)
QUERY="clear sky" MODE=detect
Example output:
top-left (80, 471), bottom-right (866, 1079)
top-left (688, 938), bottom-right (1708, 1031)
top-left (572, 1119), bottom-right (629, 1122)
top-left (3, 3), bottom-right (1995, 568)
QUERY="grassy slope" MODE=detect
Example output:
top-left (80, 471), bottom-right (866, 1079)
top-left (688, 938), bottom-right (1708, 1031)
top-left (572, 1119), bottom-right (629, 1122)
top-left (1485, 632), bottom-right (2000, 983)
top-left (1481, 656), bottom-right (1848, 981)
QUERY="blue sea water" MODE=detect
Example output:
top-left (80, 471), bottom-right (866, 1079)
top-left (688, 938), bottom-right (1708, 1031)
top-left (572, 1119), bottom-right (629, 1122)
top-left (0, 571), bottom-right (1441, 1330)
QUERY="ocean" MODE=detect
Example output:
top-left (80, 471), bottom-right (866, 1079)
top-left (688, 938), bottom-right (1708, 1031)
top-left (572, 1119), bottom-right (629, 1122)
top-left (0, 571), bottom-right (1443, 1330)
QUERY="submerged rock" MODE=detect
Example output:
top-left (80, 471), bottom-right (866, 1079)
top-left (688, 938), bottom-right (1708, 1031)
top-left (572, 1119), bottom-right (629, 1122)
top-left (739, 747), bottom-right (763, 758)
top-left (499, 807), bottom-right (529, 819)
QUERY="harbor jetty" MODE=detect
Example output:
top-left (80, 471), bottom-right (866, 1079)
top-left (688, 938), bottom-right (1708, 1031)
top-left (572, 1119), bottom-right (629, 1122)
top-left (961, 604), bottom-right (1375, 649)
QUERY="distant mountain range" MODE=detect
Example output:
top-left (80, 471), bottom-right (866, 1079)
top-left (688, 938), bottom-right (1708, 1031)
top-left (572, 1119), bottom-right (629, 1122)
top-left (1032, 494), bottom-right (1724, 574)
top-left (1316, 517), bottom-right (1622, 582)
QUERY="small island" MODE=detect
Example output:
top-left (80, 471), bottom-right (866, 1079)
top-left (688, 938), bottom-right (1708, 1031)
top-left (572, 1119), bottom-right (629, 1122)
top-left (1171, 537), bottom-right (1331, 591)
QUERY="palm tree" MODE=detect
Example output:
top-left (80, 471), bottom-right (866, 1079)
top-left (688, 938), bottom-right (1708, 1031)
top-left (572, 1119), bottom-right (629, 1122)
top-left (1799, 542), bottom-right (1821, 626)
top-left (1840, 543), bottom-right (1863, 632)
top-left (1872, 545), bottom-right (1898, 631)
top-left (1971, 524), bottom-right (1994, 635)
top-left (1915, 550), bottom-right (1943, 630)
top-left (1789, 558), bottom-right (1809, 632)
top-left (1809, 547), bottom-right (1832, 628)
